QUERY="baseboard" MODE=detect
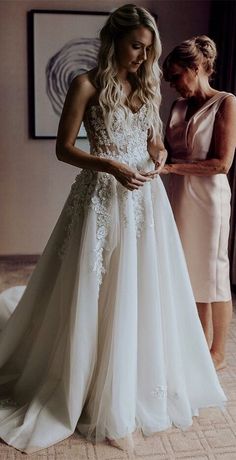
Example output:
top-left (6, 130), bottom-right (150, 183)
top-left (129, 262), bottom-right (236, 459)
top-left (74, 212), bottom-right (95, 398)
top-left (0, 255), bottom-right (40, 265)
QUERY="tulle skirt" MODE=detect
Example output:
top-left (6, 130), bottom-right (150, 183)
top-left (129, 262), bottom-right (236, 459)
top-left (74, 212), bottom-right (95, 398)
top-left (0, 173), bottom-right (226, 453)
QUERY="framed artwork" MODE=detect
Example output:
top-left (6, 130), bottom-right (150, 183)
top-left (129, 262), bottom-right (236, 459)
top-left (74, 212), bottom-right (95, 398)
top-left (28, 10), bottom-right (109, 138)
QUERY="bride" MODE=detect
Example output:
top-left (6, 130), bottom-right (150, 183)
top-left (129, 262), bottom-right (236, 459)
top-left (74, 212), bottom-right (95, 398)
top-left (0, 4), bottom-right (226, 454)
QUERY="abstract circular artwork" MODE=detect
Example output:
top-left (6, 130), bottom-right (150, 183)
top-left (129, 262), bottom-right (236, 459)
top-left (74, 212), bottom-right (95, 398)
top-left (46, 37), bottom-right (100, 116)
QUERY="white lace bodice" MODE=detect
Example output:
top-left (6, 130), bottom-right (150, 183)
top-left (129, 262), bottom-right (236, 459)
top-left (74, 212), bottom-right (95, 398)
top-left (60, 104), bottom-right (155, 285)
top-left (84, 104), bottom-right (151, 170)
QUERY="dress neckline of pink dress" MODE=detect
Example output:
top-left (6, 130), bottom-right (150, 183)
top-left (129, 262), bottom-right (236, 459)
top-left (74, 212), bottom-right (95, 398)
top-left (183, 91), bottom-right (229, 123)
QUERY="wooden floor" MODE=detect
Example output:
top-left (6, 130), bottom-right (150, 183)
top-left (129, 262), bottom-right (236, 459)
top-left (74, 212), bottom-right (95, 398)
top-left (0, 258), bottom-right (236, 460)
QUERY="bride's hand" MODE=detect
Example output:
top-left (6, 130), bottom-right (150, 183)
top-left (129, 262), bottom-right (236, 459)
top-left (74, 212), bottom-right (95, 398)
top-left (109, 162), bottom-right (152, 191)
top-left (154, 148), bottom-right (168, 173)
top-left (137, 149), bottom-right (168, 179)
top-left (145, 148), bottom-right (168, 177)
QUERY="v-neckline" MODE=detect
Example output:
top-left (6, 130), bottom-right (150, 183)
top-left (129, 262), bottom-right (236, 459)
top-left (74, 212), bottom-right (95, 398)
top-left (184, 92), bottom-right (224, 123)
top-left (124, 104), bottom-right (145, 115)
top-left (87, 103), bottom-right (145, 116)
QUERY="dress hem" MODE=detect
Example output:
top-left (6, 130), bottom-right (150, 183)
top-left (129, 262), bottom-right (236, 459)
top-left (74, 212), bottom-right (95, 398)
top-left (0, 400), bottom-right (227, 454)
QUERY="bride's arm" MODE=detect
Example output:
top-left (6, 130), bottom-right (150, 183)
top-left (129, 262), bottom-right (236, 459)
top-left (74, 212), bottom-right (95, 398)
top-left (147, 134), bottom-right (168, 174)
top-left (56, 75), bottom-right (151, 190)
top-left (56, 74), bottom-right (110, 172)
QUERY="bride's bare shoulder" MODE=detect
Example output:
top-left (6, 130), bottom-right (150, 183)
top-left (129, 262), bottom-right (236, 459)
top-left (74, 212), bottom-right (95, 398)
top-left (71, 69), bottom-right (98, 97)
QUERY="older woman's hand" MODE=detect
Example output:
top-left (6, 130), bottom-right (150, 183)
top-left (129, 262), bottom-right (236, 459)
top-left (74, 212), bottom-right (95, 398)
top-left (161, 164), bottom-right (171, 174)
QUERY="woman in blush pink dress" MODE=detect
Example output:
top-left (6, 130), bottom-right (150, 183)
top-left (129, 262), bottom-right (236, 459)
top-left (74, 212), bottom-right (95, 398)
top-left (163, 35), bottom-right (236, 371)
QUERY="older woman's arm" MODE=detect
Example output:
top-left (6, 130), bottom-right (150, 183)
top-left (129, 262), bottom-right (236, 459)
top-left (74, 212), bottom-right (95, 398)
top-left (162, 95), bottom-right (236, 176)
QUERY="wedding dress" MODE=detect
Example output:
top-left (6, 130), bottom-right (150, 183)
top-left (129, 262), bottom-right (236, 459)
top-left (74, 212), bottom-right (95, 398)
top-left (0, 103), bottom-right (226, 453)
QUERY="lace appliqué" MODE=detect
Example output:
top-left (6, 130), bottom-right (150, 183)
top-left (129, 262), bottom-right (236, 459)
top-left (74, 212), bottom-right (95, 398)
top-left (59, 103), bottom-right (156, 284)
top-left (151, 386), bottom-right (180, 400)
top-left (84, 104), bottom-right (150, 170)
top-left (133, 189), bottom-right (145, 237)
top-left (59, 169), bottom-right (97, 258)
top-left (152, 386), bottom-right (167, 399)
top-left (89, 175), bottom-right (113, 285)
top-left (117, 184), bottom-right (152, 237)
top-left (59, 170), bottom-right (113, 286)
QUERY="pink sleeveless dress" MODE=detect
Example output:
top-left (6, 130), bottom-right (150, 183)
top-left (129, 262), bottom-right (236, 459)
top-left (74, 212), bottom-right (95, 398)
top-left (165, 92), bottom-right (234, 303)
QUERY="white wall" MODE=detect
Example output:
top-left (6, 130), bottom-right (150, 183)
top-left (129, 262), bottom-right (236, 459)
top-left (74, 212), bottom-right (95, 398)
top-left (0, 0), bottom-right (211, 254)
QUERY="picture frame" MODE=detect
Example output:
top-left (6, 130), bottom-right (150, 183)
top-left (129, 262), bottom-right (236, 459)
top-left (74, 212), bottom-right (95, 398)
top-left (28, 10), bottom-right (109, 139)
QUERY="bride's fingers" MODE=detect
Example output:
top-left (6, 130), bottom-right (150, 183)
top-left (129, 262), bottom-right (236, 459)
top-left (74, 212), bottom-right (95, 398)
top-left (135, 174), bottom-right (152, 182)
top-left (143, 170), bottom-right (159, 177)
top-left (125, 180), bottom-right (147, 190)
top-left (125, 183), bottom-right (139, 190)
top-left (133, 177), bottom-right (151, 186)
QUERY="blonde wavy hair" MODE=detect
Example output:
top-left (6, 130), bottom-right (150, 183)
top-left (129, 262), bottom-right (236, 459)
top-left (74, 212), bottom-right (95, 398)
top-left (94, 4), bottom-right (163, 140)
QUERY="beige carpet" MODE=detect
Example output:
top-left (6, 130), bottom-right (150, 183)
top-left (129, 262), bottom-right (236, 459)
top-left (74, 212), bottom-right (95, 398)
top-left (0, 258), bottom-right (236, 460)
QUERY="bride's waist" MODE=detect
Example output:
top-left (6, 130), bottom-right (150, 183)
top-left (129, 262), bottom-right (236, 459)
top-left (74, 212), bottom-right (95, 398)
top-left (90, 149), bottom-right (151, 167)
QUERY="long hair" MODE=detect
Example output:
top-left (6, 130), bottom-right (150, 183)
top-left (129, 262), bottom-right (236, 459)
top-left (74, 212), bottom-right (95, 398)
top-left (94, 4), bottom-right (163, 139)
